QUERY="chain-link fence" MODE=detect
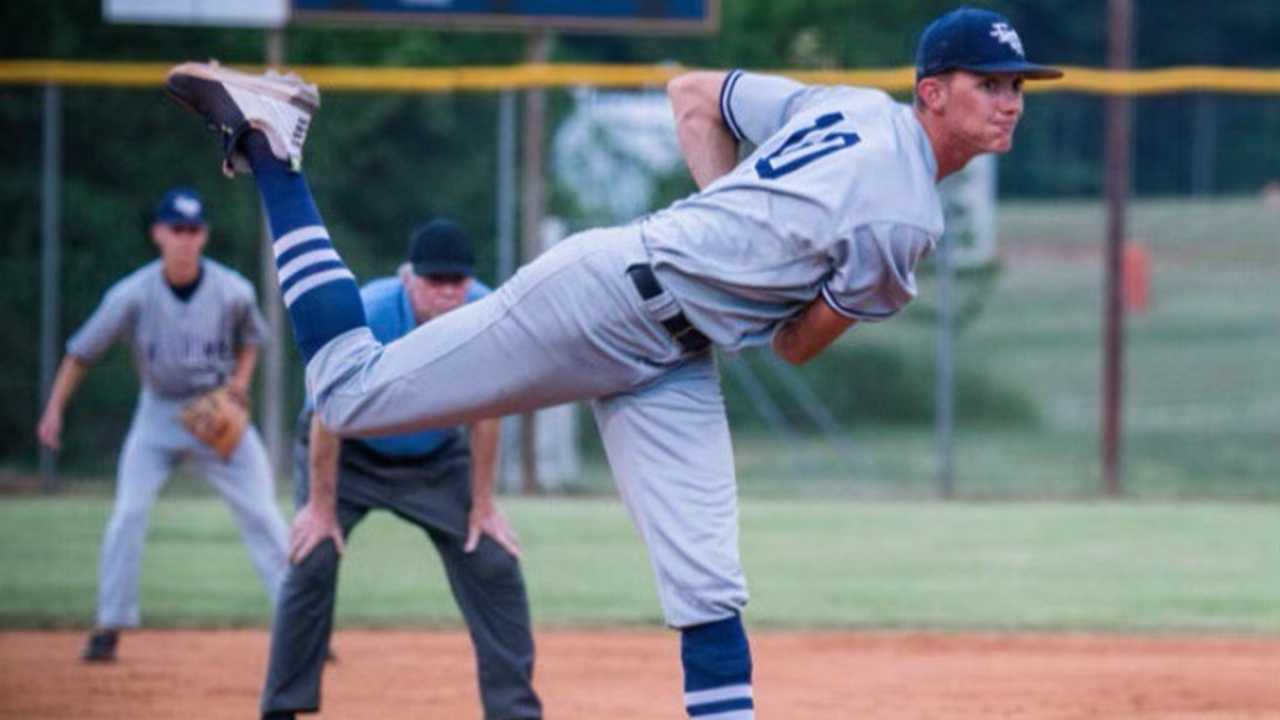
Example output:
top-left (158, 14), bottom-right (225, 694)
top-left (3, 73), bottom-right (1277, 498)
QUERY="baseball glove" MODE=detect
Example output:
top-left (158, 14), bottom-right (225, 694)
top-left (181, 386), bottom-right (249, 460)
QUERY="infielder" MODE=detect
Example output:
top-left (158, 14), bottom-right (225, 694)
top-left (166, 7), bottom-right (1059, 716)
top-left (261, 219), bottom-right (541, 720)
top-left (36, 188), bottom-right (289, 662)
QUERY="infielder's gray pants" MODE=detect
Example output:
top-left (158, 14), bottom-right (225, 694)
top-left (261, 434), bottom-right (540, 720)
top-left (98, 389), bottom-right (288, 628)
top-left (309, 226), bottom-right (747, 628)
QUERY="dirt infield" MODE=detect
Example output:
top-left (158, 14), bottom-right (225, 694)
top-left (3, 629), bottom-right (1280, 719)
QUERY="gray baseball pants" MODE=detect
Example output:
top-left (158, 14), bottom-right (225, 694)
top-left (97, 389), bottom-right (289, 628)
top-left (308, 225), bottom-right (747, 628)
top-left (260, 422), bottom-right (541, 720)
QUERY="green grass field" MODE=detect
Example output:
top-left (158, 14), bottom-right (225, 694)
top-left (3, 493), bottom-right (1277, 633)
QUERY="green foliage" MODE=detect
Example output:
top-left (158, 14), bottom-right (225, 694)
top-left (721, 341), bottom-right (1038, 431)
top-left (3, 0), bottom-right (1279, 474)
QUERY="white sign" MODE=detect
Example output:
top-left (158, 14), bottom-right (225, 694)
top-left (937, 153), bottom-right (998, 268)
top-left (553, 89), bottom-right (684, 223)
top-left (103, 0), bottom-right (288, 28)
top-left (499, 407), bottom-right (581, 492)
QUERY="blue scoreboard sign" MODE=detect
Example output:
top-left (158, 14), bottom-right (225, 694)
top-left (292, 0), bottom-right (719, 33)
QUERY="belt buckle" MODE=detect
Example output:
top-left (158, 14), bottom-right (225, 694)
top-left (668, 319), bottom-right (709, 353)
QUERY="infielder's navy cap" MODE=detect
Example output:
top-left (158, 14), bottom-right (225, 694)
top-left (409, 218), bottom-right (475, 276)
top-left (152, 187), bottom-right (207, 225)
top-left (916, 7), bottom-right (1063, 81)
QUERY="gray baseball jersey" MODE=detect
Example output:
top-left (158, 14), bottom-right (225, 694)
top-left (643, 70), bottom-right (944, 351)
top-left (68, 258), bottom-right (269, 398)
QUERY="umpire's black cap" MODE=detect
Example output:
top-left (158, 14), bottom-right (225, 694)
top-left (915, 7), bottom-right (1063, 81)
top-left (409, 218), bottom-right (475, 276)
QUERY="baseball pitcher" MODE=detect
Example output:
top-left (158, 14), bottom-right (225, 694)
top-left (164, 7), bottom-right (1060, 717)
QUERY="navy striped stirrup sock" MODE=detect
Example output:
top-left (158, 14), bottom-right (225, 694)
top-left (242, 131), bottom-right (365, 362)
top-left (681, 615), bottom-right (754, 719)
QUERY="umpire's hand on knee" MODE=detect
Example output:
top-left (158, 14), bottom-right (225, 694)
top-left (465, 501), bottom-right (522, 558)
top-left (289, 502), bottom-right (346, 564)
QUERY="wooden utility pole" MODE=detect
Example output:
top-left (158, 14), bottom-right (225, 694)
top-left (518, 30), bottom-right (553, 494)
top-left (1102, 0), bottom-right (1133, 497)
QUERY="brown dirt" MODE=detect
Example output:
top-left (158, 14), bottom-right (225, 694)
top-left (3, 629), bottom-right (1280, 719)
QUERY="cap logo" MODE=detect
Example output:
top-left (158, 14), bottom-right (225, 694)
top-left (989, 22), bottom-right (1025, 57)
top-left (174, 195), bottom-right (202, 218)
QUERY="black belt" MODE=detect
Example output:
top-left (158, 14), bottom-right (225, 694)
top-left (626, 264), bottom-right (711, 354)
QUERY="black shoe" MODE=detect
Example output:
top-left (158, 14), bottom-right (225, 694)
top-left (164, 61), bottom-right (319, 177)
top-left (81, 629), bottom-right (119, 662)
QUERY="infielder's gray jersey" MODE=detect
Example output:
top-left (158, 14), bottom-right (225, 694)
top-left (67, 259), bottom-right (268, 398)
top-left (642, 70), bottom-right (944, 351)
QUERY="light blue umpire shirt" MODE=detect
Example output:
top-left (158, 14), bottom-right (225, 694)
top-left (345, 274), bottom-right (491, 458)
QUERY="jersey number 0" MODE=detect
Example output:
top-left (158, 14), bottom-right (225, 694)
top-left (755, 112), bottom-right (861, 180)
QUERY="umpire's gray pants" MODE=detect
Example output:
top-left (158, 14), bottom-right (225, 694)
top-left (309, 226), bottom-right (747, 628)
top-left (97, 389), bottom-right (288, 628)
top-left (261, 429), bottom-right (541, 720)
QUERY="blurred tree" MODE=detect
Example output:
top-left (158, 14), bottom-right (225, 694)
top-left (3, 0), bottom-right (1280, 470)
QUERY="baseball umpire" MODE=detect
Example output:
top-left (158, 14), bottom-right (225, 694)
top-left (260, 219), bottom-right (541, 720)
top-left (36, 187), bottom-right (289, 662)
top-left (166, 7), bottom-right (1060, 717)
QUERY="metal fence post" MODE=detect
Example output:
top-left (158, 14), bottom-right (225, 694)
top-left (935, 229), bottom-right (956, 499)
top-left (39, 82), bottom-right (63, 493)
top-left (260, 30), bottom-right (288, 478)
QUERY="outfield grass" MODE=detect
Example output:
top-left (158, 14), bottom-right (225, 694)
top-left (2, 493), bottom-right (1277, 632)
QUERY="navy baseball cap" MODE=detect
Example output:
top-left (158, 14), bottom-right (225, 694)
top-left (152, 187), bottom-right (207, 226)
top-left (916, 7), bottom-right (1063, 81)
top-left (409, 218), bottom-right (475, 276)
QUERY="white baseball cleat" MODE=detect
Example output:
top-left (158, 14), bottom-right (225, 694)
top-left (165, 61), bottom-right (319, 177)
